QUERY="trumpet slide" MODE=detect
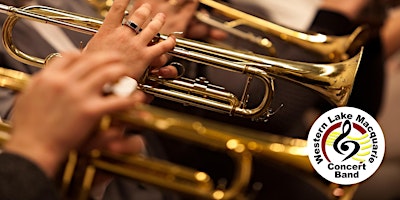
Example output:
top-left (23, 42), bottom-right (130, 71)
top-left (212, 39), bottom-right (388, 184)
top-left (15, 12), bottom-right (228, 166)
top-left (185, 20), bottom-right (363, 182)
top-left (0, 4), bottom-right (363, 122)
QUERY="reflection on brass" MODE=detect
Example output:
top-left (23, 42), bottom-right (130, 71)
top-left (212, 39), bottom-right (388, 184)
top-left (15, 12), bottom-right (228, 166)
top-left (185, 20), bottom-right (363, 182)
top-left (0, 4), bottom-right (362, 122)
top-left (85, 0), bottom-right (368, 61)
top-left (0, 67), bottom-right (358, 199)
top-left (198, 0), bottom-right (368, 62)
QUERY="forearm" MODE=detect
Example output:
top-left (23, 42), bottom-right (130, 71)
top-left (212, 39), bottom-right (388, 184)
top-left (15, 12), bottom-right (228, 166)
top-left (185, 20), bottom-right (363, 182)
top-left (0, 152), bottom-right (59, 200)
top-left (4, 134), bottom-right (67, 178)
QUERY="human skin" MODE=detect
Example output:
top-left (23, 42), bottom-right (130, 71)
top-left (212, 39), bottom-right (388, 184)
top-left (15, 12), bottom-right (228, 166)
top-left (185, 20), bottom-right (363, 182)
top-left (4, 0), bottom-right (178, 178)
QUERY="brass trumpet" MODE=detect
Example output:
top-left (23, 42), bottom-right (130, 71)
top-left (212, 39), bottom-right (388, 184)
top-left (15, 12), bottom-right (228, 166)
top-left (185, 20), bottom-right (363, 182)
top-left (87, 0), bottom-right (367, 62)
top-left (0, 67), bottom-right (358, 200)
top-left (197, 0), bottom-right (368, 62)
top-left (85, 0), bottom-right (277, 55)
top-left (0, 4), bottom-right (362, 122)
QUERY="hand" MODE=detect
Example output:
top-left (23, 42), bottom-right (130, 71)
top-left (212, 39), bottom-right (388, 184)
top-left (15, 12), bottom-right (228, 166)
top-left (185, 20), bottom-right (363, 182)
top-left (131, 0), bottom-right (227, 40)
top-left (4, 52), bottom-right (143, 177)
top-left (84, 0), bottom-right (176, 80)
top-left (132, 0), bottom-right (199, 36)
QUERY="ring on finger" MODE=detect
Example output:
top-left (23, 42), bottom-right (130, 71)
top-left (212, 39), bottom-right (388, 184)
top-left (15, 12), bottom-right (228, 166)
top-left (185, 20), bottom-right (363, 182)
top-left (123, 20), bottom-right (142, 34)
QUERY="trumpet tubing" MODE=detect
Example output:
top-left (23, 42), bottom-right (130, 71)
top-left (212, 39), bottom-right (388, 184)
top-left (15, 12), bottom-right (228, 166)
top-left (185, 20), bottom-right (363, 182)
top-left (0, 4), bottom-right (362, 122)
top-left (0, 117), bottom-right (252, 200)
top-left (198, 0), bottom-right (368, 62)
top-left (85, 0), bottom-right (367, 61)
top-left (0, 66), bottom-right (361, 200)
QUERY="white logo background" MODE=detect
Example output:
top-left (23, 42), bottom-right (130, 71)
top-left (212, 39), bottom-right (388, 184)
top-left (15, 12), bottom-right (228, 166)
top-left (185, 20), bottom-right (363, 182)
top-left (307, 107), bottom-right (385, 185)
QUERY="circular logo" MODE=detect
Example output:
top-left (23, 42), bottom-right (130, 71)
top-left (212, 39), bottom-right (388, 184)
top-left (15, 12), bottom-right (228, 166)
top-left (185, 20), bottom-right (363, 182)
top-left (307, 106), bottom-right (385, 185)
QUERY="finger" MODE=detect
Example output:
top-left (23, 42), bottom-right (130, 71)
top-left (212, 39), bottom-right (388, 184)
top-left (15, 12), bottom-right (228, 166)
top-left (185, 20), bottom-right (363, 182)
top-left (86, 126), bottom-right (125, 151)
top-left (106, 135), bottom-right (145, 155)
top-left (67, 52), bottom-right (124, 80)
top-left (93, 93), bottom-right (146, 115)
top-left (124, 3), bottom-right (152, 34)
top-left (137, 12), bottom-right (165, 43)
top-left (129, 91), bottom-right (149, 103)
top-left (44, 52), bottom-right (81, 71)
top-left (131, 91), bottom-right (154, 104)
top-left (149, 54), bottom-right (170, 68)
top-left (126, 35), bottom-right (175, 79)
top-left (155, 65), bottom-right (179, 78)
top-left (82, 63), bottom-right (131, 94)
top-left (115, 90), bottom-right (153, 105)
top-left (145, 35), bottom-right (176, 60)
top-left (102, 0), bottom-right (131, 29)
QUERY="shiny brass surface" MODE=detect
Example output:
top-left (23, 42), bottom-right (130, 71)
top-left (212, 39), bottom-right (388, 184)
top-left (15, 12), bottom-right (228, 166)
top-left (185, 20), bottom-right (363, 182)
top-left (85, 0), bottom-right (277, 54)
top-left (0, 4), bottom-right (362, 122)
top-left (0, 121), bottom-right (11, 146)
top-left (198, 0), bottom-right (368, 62)
top-left (0, 67), bottom-right (29, 90)
top-left (86, 0), bottom-right (367, 61)
top-left (194, 10), bottom-right (277, 56)
top-left (0, 67), bottom-right (359, 199)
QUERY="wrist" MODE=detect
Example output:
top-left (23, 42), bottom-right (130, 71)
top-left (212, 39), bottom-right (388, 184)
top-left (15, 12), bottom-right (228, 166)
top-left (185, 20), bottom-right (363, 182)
top-left (4, 134), bottom-right (68, 178)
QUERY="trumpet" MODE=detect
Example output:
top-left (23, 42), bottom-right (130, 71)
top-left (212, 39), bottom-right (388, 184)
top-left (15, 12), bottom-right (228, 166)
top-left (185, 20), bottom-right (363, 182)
top-left (0, 4), bottom-right (362, 122)
top-left (0, 67), bottom-right (359, 200)
top-left (87, 0), bottom-right (367, 62)
top-left (197, 0), bottom-right (368, 62)
top-left (85, 0), bottom-right (277, 55)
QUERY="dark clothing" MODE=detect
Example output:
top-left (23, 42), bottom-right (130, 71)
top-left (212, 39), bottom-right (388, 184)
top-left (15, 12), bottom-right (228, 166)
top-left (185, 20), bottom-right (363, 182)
top-left (0, 152), bottom-right (59, 200)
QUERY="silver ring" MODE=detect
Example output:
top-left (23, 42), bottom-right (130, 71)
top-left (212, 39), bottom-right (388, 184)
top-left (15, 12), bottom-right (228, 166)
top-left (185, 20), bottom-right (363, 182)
top-left (123, 20), bottom-right (142, 34)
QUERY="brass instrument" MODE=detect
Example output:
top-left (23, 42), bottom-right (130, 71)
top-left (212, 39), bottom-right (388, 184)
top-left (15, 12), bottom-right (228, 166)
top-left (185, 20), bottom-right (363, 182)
top-left (197, 0), bottom-right (368, 62)
top-left (85, 0), bottom-right (277, 55)
top-left (86, 0), bottom-right (368, 62)
top-left (0, 4), bottom-right (362, 122)
top-left (0, 67), bottom-right (358, 200)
